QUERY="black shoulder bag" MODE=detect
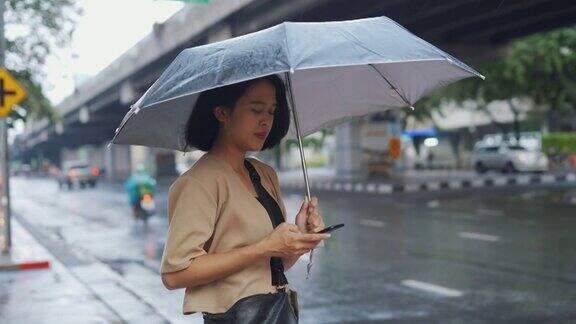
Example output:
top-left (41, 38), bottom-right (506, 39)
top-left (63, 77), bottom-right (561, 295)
top-left (202, 159), bottom-right (299, 324)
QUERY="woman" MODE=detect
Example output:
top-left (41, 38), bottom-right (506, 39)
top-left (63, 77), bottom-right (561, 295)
top-left (160, 74), bottom-right (330, 321)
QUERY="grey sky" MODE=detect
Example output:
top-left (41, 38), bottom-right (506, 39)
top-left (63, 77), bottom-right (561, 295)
top-left (44, 0), bottom-right (184, 105)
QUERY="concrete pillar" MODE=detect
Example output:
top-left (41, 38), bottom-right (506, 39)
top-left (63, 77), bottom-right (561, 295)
top-left (60, 147), bottom-right (79, 168)
top-left (334, 119), bottom-right (367, 180)
top-left (44, 148), bottom-right (61, 169)
top-left (130, 146), bottom-right (153, 172)
top-left (103, 146), bottom-right (113, 181)
top-left (36, 150), bottom-right (44, 172)
top-left (152, 148), bottom-right (177, 178)
top-left (87, 145), bottom-right (104, 169)
top-left (61, 146), bottom-right (104, 169)
top-left (104, 145), bottom-right (131, 181)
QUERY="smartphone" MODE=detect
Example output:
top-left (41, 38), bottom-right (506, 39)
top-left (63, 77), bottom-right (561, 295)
top-left (317, 223), bottom-right (345, 234)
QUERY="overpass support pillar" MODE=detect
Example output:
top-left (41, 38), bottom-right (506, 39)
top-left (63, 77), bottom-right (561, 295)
top-left (129, 146), bottom-right (155, 174)
top-left (334, 119), bottom-right (367, 180)
top-left (104, 144), bottom-right (131, 181)
top-left (152, 148), bottom-right (177, 178)
top-left (129, 146), bottom-right (177, 178)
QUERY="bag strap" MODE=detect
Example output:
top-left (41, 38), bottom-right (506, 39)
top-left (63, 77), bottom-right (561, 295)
top-left (244, 159), bottom-right (288, 288)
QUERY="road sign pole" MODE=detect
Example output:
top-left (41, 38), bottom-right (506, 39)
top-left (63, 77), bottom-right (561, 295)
top-left (0, 0), bottom-right (11, 254)
top-left (0, 106), bottom-right (9, 254)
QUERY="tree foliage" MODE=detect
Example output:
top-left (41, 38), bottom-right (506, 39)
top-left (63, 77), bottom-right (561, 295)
top-left (403, 26), bottom-right (576, 132)
top-left (5, 0), bottom-right (81, 125)
top-left (542, 132), bottom-right (576, 155)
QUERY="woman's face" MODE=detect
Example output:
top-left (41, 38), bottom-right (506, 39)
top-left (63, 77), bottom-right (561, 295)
top-left (215, 79), bottom-right (277, 152)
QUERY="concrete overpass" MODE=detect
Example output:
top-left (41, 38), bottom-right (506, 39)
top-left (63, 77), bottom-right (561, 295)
top-left (13, 0), bottom-right (576, 179)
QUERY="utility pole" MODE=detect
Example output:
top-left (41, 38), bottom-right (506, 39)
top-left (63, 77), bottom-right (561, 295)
top-left (0, 1), bottom-right (45, 272)
top-left (0, 0), bottom-right (11, 254)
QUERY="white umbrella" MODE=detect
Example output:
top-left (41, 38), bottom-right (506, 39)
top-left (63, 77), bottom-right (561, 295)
top-left (111, 16), bottom-right (484, 276)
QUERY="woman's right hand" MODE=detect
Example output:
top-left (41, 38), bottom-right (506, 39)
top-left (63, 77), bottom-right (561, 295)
top-left (259, 223), bottom-right (330, 258)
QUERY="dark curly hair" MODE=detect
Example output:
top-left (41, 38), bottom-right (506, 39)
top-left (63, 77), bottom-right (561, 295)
top-left (184, 74), bottom-right (290, 152)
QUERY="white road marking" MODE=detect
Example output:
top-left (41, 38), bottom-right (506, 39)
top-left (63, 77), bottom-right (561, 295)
top-left (459, 231), bottom-right (500, 242)
top-left (401, 280), bottom-right (463, 297)
top-left (517, 175), bottom-right (531, 185)
top-left (404, 184), bottom-right (419, 192)
top-left (359, 219), bottom-right (385, 228)
top-left (471, 179), bottom-right (485, 187)
top-left (427, 182), bottom-right (440, 190)
top-left (494, 177), bottom-right (508, 186)
top-left (344, 183), bottom-right (353, 191)
top-left (378, 184), bottom-right (393, 194)
top-left (427, 200), bottom-right (440, 208)
top-left (366, 183), bottom-right (376, 193)
top-left (476, 208), bottom-right (503, 217)
top-left (449, 181), bottom-right (461, 189)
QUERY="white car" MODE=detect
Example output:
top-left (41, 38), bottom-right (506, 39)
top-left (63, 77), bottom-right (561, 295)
top-left (471, 144), bottom-right (549, 173)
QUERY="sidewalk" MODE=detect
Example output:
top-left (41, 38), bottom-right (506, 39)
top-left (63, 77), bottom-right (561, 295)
top-left (0, 217), bottom-right (204, 324)
top-left (0, 219), bottom-right (122, 323)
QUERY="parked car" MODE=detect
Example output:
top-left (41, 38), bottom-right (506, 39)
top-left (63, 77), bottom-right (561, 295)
top-left (58, 161), bottom-right (101, 189)
top-left (11, 164), bottom-right (32, 176)
top-left (471, 143), bottom-right (549, 174)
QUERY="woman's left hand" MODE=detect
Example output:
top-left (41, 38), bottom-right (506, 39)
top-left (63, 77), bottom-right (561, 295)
top-left (295, 196), bottom-right (325, 234)
top-left (307, 196), bottom-right (325, 233)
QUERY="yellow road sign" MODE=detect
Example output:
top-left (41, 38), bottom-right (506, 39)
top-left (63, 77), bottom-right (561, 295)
top-left (0, 68), bottom-right (27, 118)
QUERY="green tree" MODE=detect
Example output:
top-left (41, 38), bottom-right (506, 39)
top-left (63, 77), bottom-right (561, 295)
top-left (507, 27), bottom-right (576, 131)
top-left (403, 26), bottom-right (576, 135)
top-left (5, 0), bottom-right (81, 126)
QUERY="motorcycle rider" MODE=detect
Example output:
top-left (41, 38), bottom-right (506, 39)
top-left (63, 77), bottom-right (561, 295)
top-left (124, 163), bottom-right (157, 222)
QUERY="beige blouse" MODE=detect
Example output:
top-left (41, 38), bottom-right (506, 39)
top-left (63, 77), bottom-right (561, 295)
top-left (160, 152), bottom-right (289, 315)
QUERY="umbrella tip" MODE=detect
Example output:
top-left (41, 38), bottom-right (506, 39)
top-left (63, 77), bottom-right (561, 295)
top-left (290, 68), bottom-right (295, 74)
top-left (479, 74), bottom-right (486, 80)
top-left (106, 142), bottom-right (112, 150)
top-left (410, 106), bottom-right (415, 110)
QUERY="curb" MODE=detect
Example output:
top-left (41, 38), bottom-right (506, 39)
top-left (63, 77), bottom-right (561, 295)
top-left (280, 172), bottom-right (576, 195)
top-left (0, 219), bottom-right (52, 272)
top-left (0, 260), bottom-right (50, 271)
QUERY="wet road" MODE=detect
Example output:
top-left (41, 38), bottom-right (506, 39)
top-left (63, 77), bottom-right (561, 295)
top-left (9, 177), bottom-right (576, 323)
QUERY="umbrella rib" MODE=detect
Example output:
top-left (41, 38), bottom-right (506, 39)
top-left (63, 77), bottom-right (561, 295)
top-left (368, 64), bottom-right (415, 110)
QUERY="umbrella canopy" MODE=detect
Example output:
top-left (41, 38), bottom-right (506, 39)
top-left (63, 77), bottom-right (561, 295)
top-left (111, 16), bottom-right (483, 151)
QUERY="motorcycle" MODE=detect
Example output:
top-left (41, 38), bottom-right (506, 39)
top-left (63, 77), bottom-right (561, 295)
top-left (125, 166), bottom-right (157, 224)
top-left (135, 185), bottom-right (156, 223)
